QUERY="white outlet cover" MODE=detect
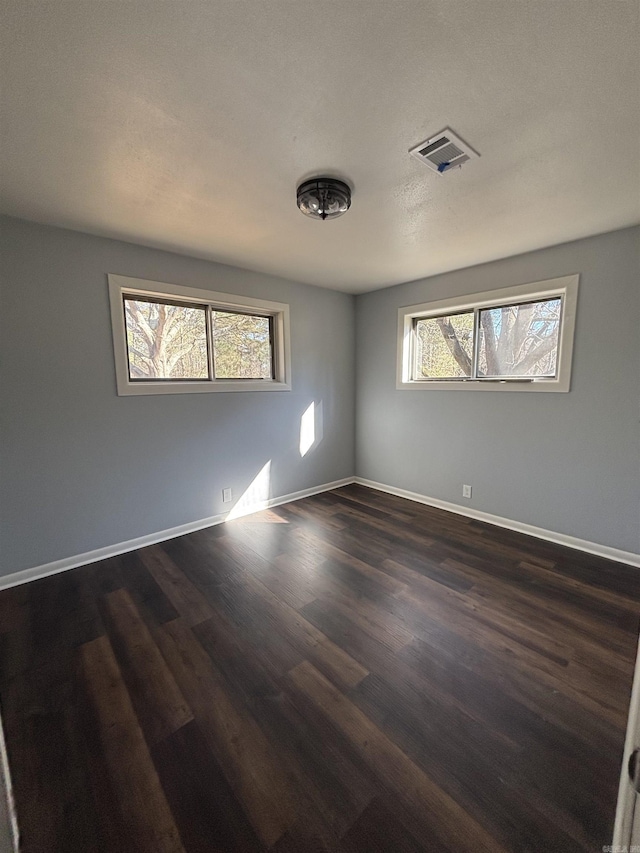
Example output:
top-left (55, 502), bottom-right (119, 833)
top-left (223, 488), bottom-right (233, 503)
top-left (463, 485), bottom-right (472, 498)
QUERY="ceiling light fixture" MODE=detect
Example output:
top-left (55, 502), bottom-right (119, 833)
top-left (297, 177), bottom-right (351, 220)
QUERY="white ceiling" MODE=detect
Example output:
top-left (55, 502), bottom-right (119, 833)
top-left (1, 1), bottom-right (639, 294)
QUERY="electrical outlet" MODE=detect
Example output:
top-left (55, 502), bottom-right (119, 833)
top-left (462, 484), bottom-right (472, 499)
top-left (222, 488), bottom-right (233, 503)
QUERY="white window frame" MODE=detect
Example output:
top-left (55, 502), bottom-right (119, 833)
top-left (108, 274), bottom-right (292, 395)
top-left (397, 274), bottom-right (579, 393)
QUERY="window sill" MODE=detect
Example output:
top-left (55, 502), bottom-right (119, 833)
top-left (396, 378), bottom-right (569, 392)
top-left (116, 379), bottom-right (292, 396)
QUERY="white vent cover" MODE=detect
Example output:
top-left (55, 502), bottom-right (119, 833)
top-left (409, 128), bottom-right (479, 175)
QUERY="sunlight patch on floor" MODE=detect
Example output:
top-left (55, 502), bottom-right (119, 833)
top-left (226, 460), bottom-right (272, 521)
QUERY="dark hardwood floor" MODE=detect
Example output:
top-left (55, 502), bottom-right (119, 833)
top-left (1, 484), bottom-right (638, 852)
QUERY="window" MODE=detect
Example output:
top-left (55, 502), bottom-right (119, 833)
top-left (123, 296), bottom-right (210, 381)
top-left (109, 275), bottom-right (291, 395)
top-left (397, 274), bottom-right (578, 392)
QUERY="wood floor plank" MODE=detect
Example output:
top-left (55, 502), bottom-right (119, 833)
top-left (440, 555), bottom-right (639, 657)
top-left (285, 523), bottom-right (406, 588)
top-left (103, 588), bottom-right (193, 744)
top-left (275, 499), bottom-right (350, 533)
top-left (221, 519), bottom-right (291, 563)
top-left (402, 627), bottom-right (625, 763)
top-left (192, 613), bottom-right (376, 841)
top-left (116, 551), bottom-right (180, 627)
top-left (80, 635), bottom-right (185, 853)
top-left (350, 665), bottom-right (600, 852)
top-left (289, 526), bottom-right (408, 597)
top-left (150, 719), bottom-right (264, 853)
top-left (213, 576), bottom-right (305, 678)
top-left (300, 596), bottom-right (405, 687)
top-left (378, 562), bottom-right (631, 726)
top-left (270, 826), bottom-right (336, 853)
top-left (138, 544), bottom-right (216, 627)
top-left (161, 533), bottom-right (241, 590)
top-left (29, 568), bottom-right (104, 656)
top-left (219, 538), bottom-right (317, 611)
top-left (309, 579), bottom-right (414, 653)
top-left (239, 570), bottom-right (369, 690)
top-left (340, 796), bottom-right (427, 853)
top-left (517, 558), bottom-right (640, 615)
top-left (311, 488), bottom-right (419, 525)
top-left (332, 485), bottom-right (441, 526)
top-left (0, 583), bottom-right (29, 634)
top-left (155, 617), bottom-right (295, 848)
top-left (331, 513), bottom-right (475, 593)
top-left (286, 660), bottom-right (507, 853)
top-left (1, 663), bottom-right (104, 853)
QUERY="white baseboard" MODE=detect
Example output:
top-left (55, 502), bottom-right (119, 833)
top-left (355, 477), bottom-right (640, 568)
top-left (0, 477), bottom-right (355, 592)
top-left (3, 474), bottom-right (638, 592)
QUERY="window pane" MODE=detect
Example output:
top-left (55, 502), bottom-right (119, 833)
top-left (212, 311), bottom-right (273, 379)
top-left (124, 298), bottom-right (209, 380)
top-left (477, 297), bottom-right (561, 378)
top-left (414, 312), bottom-right (474, 379)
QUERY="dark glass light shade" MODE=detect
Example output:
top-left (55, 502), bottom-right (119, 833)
top-left (297, 178), bottom-right (351, 220)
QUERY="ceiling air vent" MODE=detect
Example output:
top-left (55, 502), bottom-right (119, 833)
top-left (409, 128), bottom-right (479, 175)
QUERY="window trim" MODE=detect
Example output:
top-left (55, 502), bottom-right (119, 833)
top-left (109, 274), bottom-right (291, 395)
top-left (396, 274), bottom-right (579, 392)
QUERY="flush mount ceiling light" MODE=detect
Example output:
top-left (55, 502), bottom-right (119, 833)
top-left (297, 177), bottom-right (351, 220)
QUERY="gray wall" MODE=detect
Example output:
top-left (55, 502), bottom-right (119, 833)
top-left (355, 226), bottom-right (640, 555)
top-left (0, 216), bottom-right (355, 576)
top-left (2, 218), bottom-right (638, 577)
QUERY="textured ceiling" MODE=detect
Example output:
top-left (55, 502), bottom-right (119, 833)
top-left (1, 1), bottom-right (639, 293)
